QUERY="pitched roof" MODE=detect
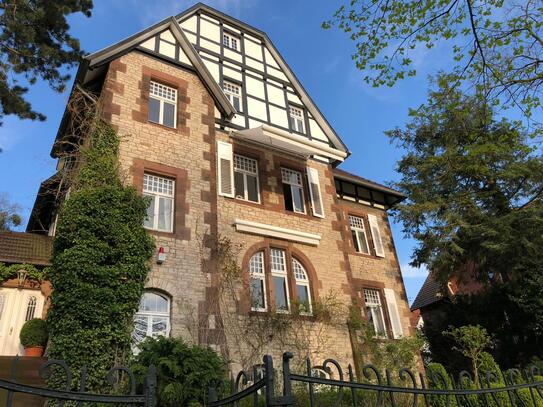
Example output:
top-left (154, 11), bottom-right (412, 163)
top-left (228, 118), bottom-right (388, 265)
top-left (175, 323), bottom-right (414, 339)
top-left (410, 272), bottom-right (445, 311)
top-left (176, 3), bottom-right (349, 157)
top-left (333, 168), bottom-right (406, 201)
top-left (84, 16), bottom-right (235, 119)
top-left (0, 232), bottom-right (53, 266)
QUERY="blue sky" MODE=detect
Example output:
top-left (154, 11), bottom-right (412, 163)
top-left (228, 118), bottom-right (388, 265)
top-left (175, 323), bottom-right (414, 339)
top-left (0, 0), bottom-right (454, 303)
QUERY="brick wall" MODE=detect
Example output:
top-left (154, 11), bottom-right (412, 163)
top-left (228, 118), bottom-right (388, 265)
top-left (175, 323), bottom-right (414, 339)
top-left (99, 49), bottom-right (412, 372)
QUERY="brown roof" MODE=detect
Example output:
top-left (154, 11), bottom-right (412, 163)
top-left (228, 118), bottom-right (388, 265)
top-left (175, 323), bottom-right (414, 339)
top-left (410, 272), bottom-right (445, 311)
top-left (333, 168), bottom-right (406, 199)
top-left (0, 232), bottom-right (53, 266)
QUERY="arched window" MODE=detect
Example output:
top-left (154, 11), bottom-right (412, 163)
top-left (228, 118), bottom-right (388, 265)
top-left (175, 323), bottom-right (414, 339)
top-left (133, 291), bottom-right (170, 347)
top-left (25, 296), bottom-right (37, 321)
top-left (292, 258), bottom-right (312, 314)
top-left (247, 247), bottom-right (313, 315)
top-left (249, 252), bottom-right (267, 312)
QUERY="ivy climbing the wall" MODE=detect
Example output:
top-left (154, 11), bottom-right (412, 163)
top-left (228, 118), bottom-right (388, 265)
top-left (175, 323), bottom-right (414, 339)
top-left (46, 115), bottom-right (154, 392)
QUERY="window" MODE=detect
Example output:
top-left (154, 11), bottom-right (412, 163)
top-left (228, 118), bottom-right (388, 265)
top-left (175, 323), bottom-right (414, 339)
top-left (223, 32), bottom-right (239, 51)
top-left (249, 252), bottom-right (267, 311)
top-left (234, 155), bottom-right (260, 203)
top-left (349, 215), bottom-right (370, 255)
top-left (133, 291), bottom-right (170, 347)
top-left (289, 106), bottom-right (305, 133)
top-left (270, 249), bottom-right (290, 312)
top-left (364, 289), bottom-right (387, 338)
top-left (143, 174), bottom-right (175, 232)
top-left (293, 258), bottom-right (312, 314)
top-left (25, 296), bottom-right (37, 321)
top-left (247, 247), bottom-right (314, 315)
top-left (0, 294), bottom-right (4, 321)
top-left (148, 81), bottom-right (177, 128)
top-left (281, 168), bottom-right (305, 214)
top-left (223, 81), bottom-right (241, 111)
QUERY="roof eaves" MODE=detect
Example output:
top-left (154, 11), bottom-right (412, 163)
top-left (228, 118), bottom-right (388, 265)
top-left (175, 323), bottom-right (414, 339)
top-left (333, 169), bottom-right (406, 199)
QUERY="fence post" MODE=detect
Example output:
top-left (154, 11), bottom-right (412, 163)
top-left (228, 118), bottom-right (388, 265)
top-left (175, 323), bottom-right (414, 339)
top-left (208, 386), bottom-right (218, 403)
top-left (282, 352), bottom-right (294, 406)
top-left (264, 354), bottom-right (276, 406)
top-left (144, 365), bottom-right (157, 407)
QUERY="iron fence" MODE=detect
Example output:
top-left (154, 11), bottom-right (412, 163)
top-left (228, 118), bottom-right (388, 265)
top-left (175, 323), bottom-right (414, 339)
top-left (208, 353), bottom-right (543, 407)
top-left (0, 356), bottom-right (156, 406)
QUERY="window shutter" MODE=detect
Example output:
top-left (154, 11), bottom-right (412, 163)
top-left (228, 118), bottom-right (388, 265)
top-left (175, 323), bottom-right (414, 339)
top-left (384, 288), bottom-right (403, 339)
top-left (306, 167), bottom-right (324, 218)
top-left (367, 214), bottom-right (385, 257)
top-left (217, 141), bottom-right (234, 197)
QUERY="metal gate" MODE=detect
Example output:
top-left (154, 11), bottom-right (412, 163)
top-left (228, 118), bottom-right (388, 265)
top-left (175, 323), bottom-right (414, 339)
top-left (0, 356), bottom-right (156, 406)
top-left (209, 352), bottom-right (543, 407)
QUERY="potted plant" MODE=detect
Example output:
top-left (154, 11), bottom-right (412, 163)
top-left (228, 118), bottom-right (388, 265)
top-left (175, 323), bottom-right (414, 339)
top-left (20, 318), bottom-right (48, 357)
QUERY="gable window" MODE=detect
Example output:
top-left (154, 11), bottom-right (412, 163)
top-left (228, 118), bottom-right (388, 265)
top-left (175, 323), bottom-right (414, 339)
top-left (133, 291), bottom-right (171, 348)
top-left (270, 249), bottom-right (290, 312)
top-left (289, 106), bottom-right (305, 133)
top-left (223, 81), bottom-right (241, 111)
top-left (249, 251), bottom-right (267, 311)
top-left (234, 155), bottom-right (260, 203)
top-left (364, 289), bottom-right (387, 338)
top-left (247, 247), bottom-right (314, 315)
top-left (293, 258), bottom-right (312, 314)
top-left (281, 168), bottom-right (305, 214)
top-left (143, 173), bottom-right (175, 232)
top-left (223, 32), bottom-right (239, 51)
top-left (148, 81), bottom-right (177, 128)
top-left (349, 215), bottom-right (370, 255)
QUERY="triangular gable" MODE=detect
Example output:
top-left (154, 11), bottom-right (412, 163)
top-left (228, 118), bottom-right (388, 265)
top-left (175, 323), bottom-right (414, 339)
top-left (85, 17), bottom-right (235, 119)
top-left (176, 3), bottom-right (349, 157)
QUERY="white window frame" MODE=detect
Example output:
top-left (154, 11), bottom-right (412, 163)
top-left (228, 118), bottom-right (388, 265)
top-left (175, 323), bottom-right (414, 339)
top-left (133, 291), bottom-right (171, 348)
top-left (223, 80), bottom-right (242, 111)
top-left (368, 214), bottom-right (385, 257)
top-left (281, 168), bottom-right (306, 214)
top-left (143, 173), bottom-right (175, 233)
top-left (149, 81), bottom-right (177, 128)
top-left (249, 251), bottom-right (267, 312)
top-left (234, 154), bottom-right (260, 203)
top-left (270, 249), bottom-right (290, 313)
top-left (349, 215), bottom-right (370, 255)
top-left (364, 289), bottom-right (388, 338)
top-left (223, 32), bottom-right (239, 51)
top-left (289, 106), bottom-right (305, 133)
top-left (292, 258), bottom-right (312, 315)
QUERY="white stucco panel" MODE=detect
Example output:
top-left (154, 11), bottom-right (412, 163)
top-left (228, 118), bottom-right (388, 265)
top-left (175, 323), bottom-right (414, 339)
top-left (200, 17), bottom-right (220, 41)
top-left (203, 59), bottom-right (220, 82)
top-left (266, 84), bottom-right (285, 107)
top-left (224, 48), bottom-right (242, 63)
top-left (269, 105), bottom-right (289, 128)
top-left (263, 47), bottom-right (280, 69)
top-left (245, 40), bottom-right (262, 61)
top-left (309, 118), bottom-right (329, 142)
top-left (246, 76), bottom-right (265, 100)
top-left (140, 37), bottom-right (154, 51)
top-left (223, 66), bottom-right (242, 82)
top-left (247, 97), bottom-right (268, 121)
top-left (179, 15), bottom-right (197, 33)
top-left (246, 58), bottom-right (264, 72)
top-left (200, 38), bottom-right (220, 54)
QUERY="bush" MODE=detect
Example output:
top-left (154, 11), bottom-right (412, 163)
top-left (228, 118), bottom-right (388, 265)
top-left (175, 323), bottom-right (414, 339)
top-left (426, 362), bottom-right (458, 407)
top-left (131, 336), bottom-right (227, 407)
top-left (20, 318), bottom-right (48, 348)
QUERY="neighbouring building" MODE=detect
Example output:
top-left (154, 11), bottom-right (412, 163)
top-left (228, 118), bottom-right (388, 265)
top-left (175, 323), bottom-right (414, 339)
top-left (0, 232), bottom-right (53, 356)
top-left (21, 3), bottom-right (412, 369)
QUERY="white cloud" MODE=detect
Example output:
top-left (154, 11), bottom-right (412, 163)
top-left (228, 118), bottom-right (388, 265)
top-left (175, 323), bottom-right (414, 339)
top-left (400, 263), bottom-right (429, 279)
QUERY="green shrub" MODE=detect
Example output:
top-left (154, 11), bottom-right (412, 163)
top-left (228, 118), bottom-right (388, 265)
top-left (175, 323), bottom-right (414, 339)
top-left (46, 121), bottom-right (154, 392)
top-left (20, 318), bottom-right (48, 347)
top-left (426, 362), bottom-right (458, 407)
top-left (131, 336), bottom-right (227, 407)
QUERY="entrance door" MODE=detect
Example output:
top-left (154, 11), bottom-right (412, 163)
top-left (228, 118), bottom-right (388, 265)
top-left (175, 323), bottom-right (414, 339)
top-left (0, 288), bottom-right (45, 356)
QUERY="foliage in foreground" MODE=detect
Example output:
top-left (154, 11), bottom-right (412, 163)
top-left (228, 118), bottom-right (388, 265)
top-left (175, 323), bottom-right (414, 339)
top-left (323, 1), bottom-right (543, 119)
top-left (46, 122), bottom-right (154, 392)
top-left (132, 336), bottom-right (227, 407)
top-left (0, 0), bottom-right (93, 124)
